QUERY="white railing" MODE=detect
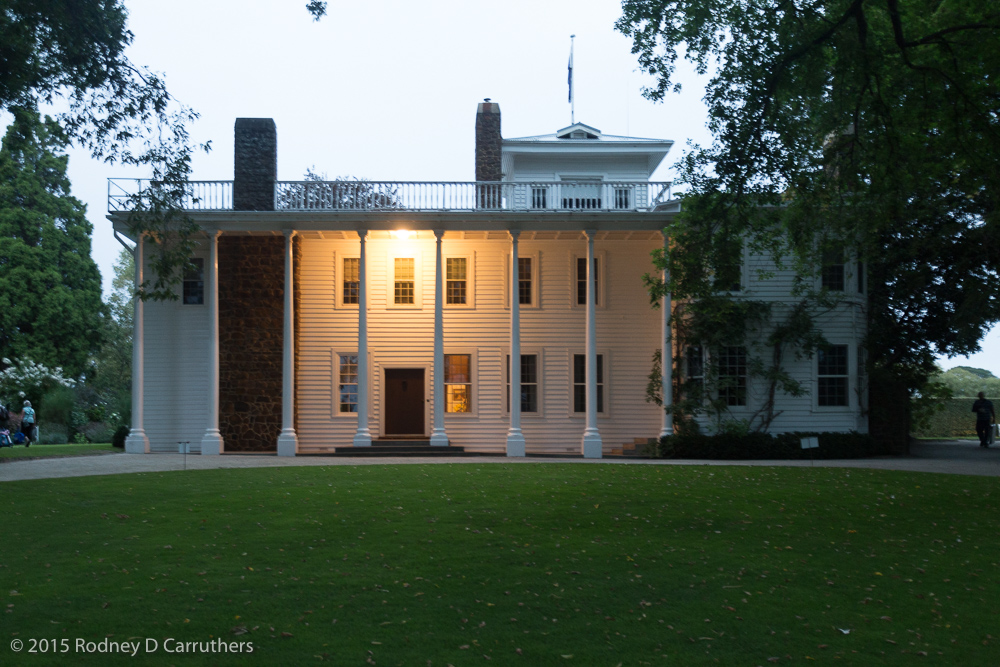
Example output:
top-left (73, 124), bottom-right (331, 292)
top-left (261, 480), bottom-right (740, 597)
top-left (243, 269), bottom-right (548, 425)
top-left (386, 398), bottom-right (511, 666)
top-left (108, 179), bottom-right (233, 212)
top-left (109, 180), bottom-right (672, 212)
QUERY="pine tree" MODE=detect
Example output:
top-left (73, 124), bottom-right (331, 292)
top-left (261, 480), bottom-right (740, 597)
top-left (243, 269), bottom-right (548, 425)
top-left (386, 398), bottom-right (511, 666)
top-left (0, 107), bottom-right (106, 378)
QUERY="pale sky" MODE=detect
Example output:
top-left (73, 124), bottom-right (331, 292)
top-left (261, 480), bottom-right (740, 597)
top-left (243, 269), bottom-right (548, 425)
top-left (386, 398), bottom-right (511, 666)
top-left (43, 0), bottom-right (998, 376)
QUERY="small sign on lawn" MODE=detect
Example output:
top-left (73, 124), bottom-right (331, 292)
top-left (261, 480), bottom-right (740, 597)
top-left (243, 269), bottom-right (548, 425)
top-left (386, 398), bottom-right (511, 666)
top-left (800, 436), bottom-right (819, 450)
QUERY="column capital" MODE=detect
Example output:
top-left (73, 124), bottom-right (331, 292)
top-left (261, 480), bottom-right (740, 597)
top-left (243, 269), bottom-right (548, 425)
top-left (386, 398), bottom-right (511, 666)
top-left (282, 229), bottom-right (298, 239)
top-left (202, 228), bottom-right (222, 239)
top-left (583, 229), bottom-right (598, 239)
top-left (508, 230), bottom-right (521, 241)
top-left (357, 229), bottom-right (369, 241)
top-left (433, 229), bottom-right (445, 240)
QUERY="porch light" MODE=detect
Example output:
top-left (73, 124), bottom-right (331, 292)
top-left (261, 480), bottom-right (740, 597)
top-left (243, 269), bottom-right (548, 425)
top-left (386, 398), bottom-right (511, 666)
top-left (391, 230), bottom-right (414, 240)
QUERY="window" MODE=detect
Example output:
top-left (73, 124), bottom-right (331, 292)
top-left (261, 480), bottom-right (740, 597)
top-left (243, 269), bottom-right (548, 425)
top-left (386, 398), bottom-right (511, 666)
top-left (518, 257), bottom-right (532, 305)
top-left (818, 345), bottom-right (849, 407)
top-left (338, 354), bottom-right (359, 413)
top-left (576, 257), bottom-right (600, 305)
top-left (506, 354), bottom-right (538, 413)
top-left (531, 187), bottom-right (548, 209)
top-left (342, 257), bottom-right (359, 304)
top-left (446, 258), bottom-right (467, 305)
top-left (613, 187), bottom-right (631, 210)
top-left (444, 354), bottom-right (471, 413)
top-left (821, 249), bottom-right (845, 291)
top-left (573, 354), bottom-right (604, 413)
top-left (718, 346), bottom-right (748, 407)
top-left (394, 257), bottom-right (415, 304)
top-left (183, 258), bottom-right (204, 305)
top-left (685, 346), bottom-right (704, 398)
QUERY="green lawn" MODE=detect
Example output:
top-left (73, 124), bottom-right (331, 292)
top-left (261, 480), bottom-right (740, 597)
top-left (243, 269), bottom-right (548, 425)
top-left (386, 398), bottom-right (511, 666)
top-left (2, 464), bottom-right (997, 665)
top-left (0, 443), bottom-right (117, 460)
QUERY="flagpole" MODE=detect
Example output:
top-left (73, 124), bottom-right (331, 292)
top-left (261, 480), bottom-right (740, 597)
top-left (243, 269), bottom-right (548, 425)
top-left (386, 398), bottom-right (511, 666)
top-left (569, 35), bottom-right (575, 125)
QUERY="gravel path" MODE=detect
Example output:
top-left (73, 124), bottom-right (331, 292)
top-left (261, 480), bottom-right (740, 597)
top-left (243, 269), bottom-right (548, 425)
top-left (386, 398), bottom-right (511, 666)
top-left (2, 439), bottom-right (998, 482)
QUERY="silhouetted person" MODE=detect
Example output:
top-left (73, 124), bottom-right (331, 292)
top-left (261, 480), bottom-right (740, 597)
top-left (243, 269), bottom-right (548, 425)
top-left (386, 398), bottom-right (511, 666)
top-left (972, 392), bottom-right (996, 448)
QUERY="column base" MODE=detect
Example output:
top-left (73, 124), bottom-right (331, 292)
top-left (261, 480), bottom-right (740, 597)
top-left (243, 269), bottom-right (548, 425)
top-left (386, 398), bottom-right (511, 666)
top-left (124, 429), bottom-right (150, 454)
top-left (581, 430), bottom-right (603, 459)
top-left (200, 430), bottom-right (224, 456)
top-left (277, 430), bottom-right (298, 457)
top-left (506, 430), bottom-right (526, 457)
top-left (430, 430), bottom-right (449, 447)
top-left (353, 430), bottom-right (372, 447)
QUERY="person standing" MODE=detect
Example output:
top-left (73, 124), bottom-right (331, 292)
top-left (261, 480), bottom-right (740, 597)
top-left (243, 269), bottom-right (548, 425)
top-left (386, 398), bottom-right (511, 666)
top-left (972, 392), bottom-right (996, 448)
top-left (19, 400), bottom-right (35, 447)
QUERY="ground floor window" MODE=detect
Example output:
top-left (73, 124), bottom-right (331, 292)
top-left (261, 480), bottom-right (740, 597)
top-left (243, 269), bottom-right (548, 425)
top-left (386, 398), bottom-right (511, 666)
top-left (338, 354), bottom-right (359, 412)
top-left (506, 354), bottom-right (538, 413)
top-left (444, 354), bottom-right (471, 413)
top-left (684, 346), bottom-right (704, 399)
top-left (818, 345), bottom-right (849, 406)
top-left (572, 354), bottom-right (604, 413)
top-left (718, 346), bottom-right (747, 406)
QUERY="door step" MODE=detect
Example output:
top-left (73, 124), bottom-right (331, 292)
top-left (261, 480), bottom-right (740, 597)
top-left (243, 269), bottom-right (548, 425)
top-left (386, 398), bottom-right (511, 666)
top-left (329, 440), bottom-right (467, 457)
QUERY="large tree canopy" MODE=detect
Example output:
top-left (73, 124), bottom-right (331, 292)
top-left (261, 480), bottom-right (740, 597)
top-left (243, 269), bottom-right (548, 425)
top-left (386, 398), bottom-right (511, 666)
top-left (0, 107), bottom-right (105, 378)
top-left (617, 0), bottom-right (1000, 388)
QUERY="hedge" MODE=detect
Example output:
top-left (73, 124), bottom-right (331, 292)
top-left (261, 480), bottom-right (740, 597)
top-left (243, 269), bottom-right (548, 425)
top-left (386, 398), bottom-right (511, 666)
top-left (657, 431), bottom-right (886, 460)
top-left (912, 398), bottom-right (980, 438)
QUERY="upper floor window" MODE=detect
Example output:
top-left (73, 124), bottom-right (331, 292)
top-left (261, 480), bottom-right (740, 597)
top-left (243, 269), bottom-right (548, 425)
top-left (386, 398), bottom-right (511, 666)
top-left (576, 257), bottom-right (600, 305)
top-left (394, 257), bottom-right (415, 305)
top-left (446, 257), bottom-right (467, 305)
top-left (183, 258), bottom-right (204, 305)
top-left (518, 257), bottom-right (533, 305)
top-left (821, 249), bottom-right (845, 291)
top-left (342, 257), bottom-right (360, 304)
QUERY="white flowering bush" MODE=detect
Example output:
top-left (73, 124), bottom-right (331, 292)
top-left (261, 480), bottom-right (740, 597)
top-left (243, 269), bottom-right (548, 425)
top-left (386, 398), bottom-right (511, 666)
top-left (0, 357), bottom-right (77, 407)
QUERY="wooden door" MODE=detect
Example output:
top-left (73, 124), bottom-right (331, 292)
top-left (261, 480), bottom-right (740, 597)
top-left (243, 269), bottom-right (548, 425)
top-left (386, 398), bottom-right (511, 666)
top-left (384, 368), bottom-right (425, 436)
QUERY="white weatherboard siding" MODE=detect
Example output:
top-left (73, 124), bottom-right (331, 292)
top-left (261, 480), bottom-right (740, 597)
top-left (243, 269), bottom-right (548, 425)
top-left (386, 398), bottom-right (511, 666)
top-left (690, 250), bottom-right (868, 434)
top-left (141, 244), bottom-right (211, 452)
top-left (296, 234), bottom-right (666, 454)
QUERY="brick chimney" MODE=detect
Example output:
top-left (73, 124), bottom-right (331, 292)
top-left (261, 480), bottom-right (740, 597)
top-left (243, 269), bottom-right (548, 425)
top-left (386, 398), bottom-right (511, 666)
top-left (475, 100), bottom-right (502, 182)
top-left (234, 118), bottom-right (277, 211)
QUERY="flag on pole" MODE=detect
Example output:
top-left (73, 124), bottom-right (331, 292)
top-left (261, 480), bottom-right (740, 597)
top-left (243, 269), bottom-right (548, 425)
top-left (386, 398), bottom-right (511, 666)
top-left (567, 36), bottom-right (574, 103)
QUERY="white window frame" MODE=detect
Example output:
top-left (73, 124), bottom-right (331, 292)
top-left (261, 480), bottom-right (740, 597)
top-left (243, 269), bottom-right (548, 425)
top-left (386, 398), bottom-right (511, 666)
top-left (813, 343), bottom-right (854, 411)
top-left (386, 250), bottom-right (423, 310)
top-left (443, 349), bottom-right (478, 417)
top-left (568, 349), bottom-right (611, 418)
top-left (332, 349), bottom-right (364, 418)
top-left (716, 345), bottom-right (749, 408)
top-left (443, 252), bottom-right (476, 309)
top-left (177, 251), bottom-right (207, 308)
top-left (570, 249), bottom-right (607, 310)
top-left (504, 250), bottom-right (540, 310)
top-left (335, 251), bottom-right (361, 309)
top-left (505, 349), bottom-right (544, 417)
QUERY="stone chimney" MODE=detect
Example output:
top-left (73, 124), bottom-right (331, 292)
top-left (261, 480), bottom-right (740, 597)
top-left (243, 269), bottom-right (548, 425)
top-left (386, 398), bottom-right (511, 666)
top-left (475, 100), bottom-right (502, 182)
top-left (234, 118), bottom-right (277, 211)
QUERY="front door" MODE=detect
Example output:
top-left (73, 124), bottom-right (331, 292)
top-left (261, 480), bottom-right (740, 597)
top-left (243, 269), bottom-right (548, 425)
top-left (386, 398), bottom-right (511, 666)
top-left (384, 368), bottom-right (425, 437)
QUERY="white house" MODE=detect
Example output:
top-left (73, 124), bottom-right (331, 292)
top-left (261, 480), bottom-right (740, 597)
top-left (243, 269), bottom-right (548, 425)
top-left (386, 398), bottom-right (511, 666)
top-left (109, 101), bottom-right (866, 456)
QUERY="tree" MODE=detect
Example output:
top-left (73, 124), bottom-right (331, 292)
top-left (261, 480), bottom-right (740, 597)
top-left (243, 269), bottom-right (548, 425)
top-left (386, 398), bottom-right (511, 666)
top-left (0, 107), bottom-right (106, 378)
top-left (91, 248), bottom-right (133, 404)
top-left (617, 1), bottom-right (1000, 413)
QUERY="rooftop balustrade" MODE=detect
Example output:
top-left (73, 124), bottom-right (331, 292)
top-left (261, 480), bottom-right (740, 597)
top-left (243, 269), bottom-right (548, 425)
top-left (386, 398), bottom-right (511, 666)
top-left (108, 179), bottom-right (673, 213)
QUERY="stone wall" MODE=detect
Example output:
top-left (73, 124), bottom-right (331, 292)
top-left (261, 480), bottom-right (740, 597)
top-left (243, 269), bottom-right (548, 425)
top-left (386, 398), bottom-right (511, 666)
top-left (234, 118), bottom-right (277, 211)
top-left (219, 235), bottom-right (284, 451)
top-left (475, 101), bottom-right (502, 182)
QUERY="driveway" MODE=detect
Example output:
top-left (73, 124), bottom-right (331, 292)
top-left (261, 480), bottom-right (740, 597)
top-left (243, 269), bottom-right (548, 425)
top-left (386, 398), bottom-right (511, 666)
top-left (1, 439), bottom-right (997, 482)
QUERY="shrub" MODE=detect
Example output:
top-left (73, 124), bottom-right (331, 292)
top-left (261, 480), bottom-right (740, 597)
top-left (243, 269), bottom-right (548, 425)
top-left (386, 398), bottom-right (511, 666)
top-left (80, 422), bottom-right (115, 443)
top-left (112, 425), bottom-right (130, 449)
top-left (658, 431), bottom-right (885, 460)
top-left (37, 425), bottom-right (69, 445)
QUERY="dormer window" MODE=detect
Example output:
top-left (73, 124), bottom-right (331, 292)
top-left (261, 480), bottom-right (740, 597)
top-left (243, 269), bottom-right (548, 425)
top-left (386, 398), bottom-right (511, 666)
top-left (555, 123), bottom-right (602, 140)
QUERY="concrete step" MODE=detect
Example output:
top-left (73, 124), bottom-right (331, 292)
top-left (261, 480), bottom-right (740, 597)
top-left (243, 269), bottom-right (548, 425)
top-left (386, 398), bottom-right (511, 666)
top-left (329, 440), bottom-right (467, 457)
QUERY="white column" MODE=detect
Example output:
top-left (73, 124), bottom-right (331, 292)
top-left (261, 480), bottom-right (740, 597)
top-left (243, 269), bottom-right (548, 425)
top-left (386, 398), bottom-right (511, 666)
top-left (201, 230), bottom-right (224, 455)
top-left (506, 231), bottom-right (526, 456)
top-left (353, 231), bottom-right (372, 446)
top-left (581, 230), bottom-right (603, 458)
top-left (276, 230), bottom-right (298, 456)
top-left (660, 233), bottom-right (673, 438)
top-left (125, 234), bottom-right (150, 454)
top-left (430, 230), bottom-right (449, 446)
